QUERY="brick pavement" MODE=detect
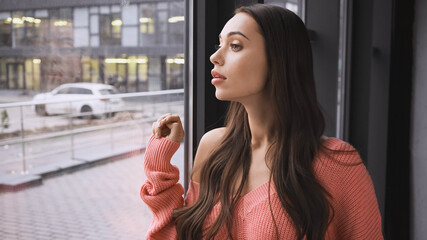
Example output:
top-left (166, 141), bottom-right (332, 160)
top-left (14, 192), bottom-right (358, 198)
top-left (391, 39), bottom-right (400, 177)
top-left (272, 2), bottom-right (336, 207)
top-left (0, 143), bottom-right (185, 240)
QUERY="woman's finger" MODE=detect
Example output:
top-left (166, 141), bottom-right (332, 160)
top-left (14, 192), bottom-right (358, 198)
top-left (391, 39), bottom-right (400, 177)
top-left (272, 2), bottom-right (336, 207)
top-left (152, 114), bottom-right (171, 138)
top-left (163, 116), bottom-right (184, 142)
top-left (157, 113), bottom-right (172, 123)
top-left (152, 114), bottom-right (184, 141)
top-left (161, 115), bottom-right (181, 125)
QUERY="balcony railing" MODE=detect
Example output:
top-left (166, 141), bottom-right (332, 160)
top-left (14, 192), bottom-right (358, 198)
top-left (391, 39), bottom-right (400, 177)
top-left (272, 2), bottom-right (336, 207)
top-left (0, 89), bottom-right (184, 177)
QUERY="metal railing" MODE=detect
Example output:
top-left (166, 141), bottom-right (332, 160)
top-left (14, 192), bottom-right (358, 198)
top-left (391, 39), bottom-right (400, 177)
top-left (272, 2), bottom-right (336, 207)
top-left (0, 89), bottom-right (184, 175)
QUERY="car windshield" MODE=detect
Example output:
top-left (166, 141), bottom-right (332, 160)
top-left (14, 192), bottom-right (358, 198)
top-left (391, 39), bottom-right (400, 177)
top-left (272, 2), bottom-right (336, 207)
top-left (99, 88), bottom-right (119, 95)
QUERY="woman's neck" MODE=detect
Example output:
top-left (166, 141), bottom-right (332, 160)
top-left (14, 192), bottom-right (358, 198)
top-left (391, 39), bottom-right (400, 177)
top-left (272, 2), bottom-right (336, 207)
top-left (241, 95), bottom-right (276, 149)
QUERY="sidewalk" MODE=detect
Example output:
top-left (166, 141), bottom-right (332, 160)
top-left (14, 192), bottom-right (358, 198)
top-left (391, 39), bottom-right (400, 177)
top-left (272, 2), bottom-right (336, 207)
top-left (0, 143), bottom-right (145, 191)
top-left (0, 142), bottom-right (185, 240)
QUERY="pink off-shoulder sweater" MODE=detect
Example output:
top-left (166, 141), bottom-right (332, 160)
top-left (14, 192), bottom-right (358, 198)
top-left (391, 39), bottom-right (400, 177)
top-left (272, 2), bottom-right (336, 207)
top-left (140, 136), bottom-right (384, 239)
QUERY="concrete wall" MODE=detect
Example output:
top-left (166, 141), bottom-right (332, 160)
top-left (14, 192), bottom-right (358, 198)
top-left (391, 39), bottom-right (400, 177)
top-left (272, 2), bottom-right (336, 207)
top-left (411, 0), bottom-right (427, 238)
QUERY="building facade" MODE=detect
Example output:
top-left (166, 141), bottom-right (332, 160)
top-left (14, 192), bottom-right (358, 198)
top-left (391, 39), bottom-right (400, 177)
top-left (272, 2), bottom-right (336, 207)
top-left (0, 0), bottom-right (184, 93)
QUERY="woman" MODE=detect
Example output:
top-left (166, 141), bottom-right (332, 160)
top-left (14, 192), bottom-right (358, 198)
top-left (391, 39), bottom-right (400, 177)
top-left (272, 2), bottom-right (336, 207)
top-left (141, 4), bottom-right (383, 240)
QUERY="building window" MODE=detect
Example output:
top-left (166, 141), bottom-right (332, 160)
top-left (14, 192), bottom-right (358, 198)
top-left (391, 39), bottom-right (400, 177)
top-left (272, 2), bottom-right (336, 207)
top-left (166, 54), bottom-right (184, 89)
top-left (0, 12), bottom-right (12, 47)
top-left (73, 7), bottom-right (89, 47)
top-left (34, 9), bottom-right (49, 46)
top-left (50, 8), bottom-right (73, 47)
top-left (139, 3), bottom-right (156, 46)
top-left (121, 4), bottom-right (138, 46)
top-left (0, 60), bottom-right (7, 88)
top-left (157, 3), bottom-right (168, 45)
top-left (168, 2), bottom-right (184, 45)
top-left (100, 7), bottom-right (121, 46)
top-left (13, 11), bottom-right (32, 46)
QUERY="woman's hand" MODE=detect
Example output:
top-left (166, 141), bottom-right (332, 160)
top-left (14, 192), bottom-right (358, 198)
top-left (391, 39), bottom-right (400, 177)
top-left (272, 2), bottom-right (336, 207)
top-left (152, 113), bottom-right (184, 143)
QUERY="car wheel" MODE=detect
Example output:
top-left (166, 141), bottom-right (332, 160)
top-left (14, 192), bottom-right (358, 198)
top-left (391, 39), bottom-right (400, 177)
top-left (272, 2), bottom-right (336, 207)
top-left (35, 104), bottom-right (48, 116)
top-left (80, 105), bottom-right (93, 119)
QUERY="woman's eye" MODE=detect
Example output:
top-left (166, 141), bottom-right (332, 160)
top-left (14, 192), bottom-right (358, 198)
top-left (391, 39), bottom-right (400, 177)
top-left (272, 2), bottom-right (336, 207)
top-left (230, 44), bottom-right (242, 51)
top-left (214, 43), bottom-right (241, 51)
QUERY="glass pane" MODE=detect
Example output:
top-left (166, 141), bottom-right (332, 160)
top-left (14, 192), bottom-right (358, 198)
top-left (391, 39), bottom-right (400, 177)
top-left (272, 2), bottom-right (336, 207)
top-left (166, 55), bottom-right (184, 89)
top-left (73, 8), bottom-right (88, 27)
top-left (168, 2), bottom-right (184, 45)
top-left (139, 3), bottom-right (156, 46)
top-left (24, 59), bottom-right (33, 90)
top-left (100, 6), bottom-right (110, 14)
top-left (264, 0), bottom-right (304, 17)
top-left (90, 58), bottom-right (99, 82)
top-left (90, 6), bottom-right (98, 14)
top-left (100, 12), bottom-right (121, 45)
top-left (147, 57), bottom-right (161, 91)
top-left (90, 35), bottom-right (99, 46)
top-left (122, 4), bottom-right (138, 25)
top-left (34, 9), bottom-right (48, 18)
top-left (50, 8), bottom-right (73, 47)
top-left (90, 15), bottom-right (99, 34)
top-left (13, 11), bottom-right (25, 47)
top-left (74, 28), bottom-right (89, 47)
top-left (7, 63), bottom-right (24, 89)
top-left (0, 12), bottom-right (12, 47)
top-left (111, 5), bottom-right (121, 13)
top-left (0, 1), bottom-right (186, 239)
top-left (122, 26), bottom-right (138, 46)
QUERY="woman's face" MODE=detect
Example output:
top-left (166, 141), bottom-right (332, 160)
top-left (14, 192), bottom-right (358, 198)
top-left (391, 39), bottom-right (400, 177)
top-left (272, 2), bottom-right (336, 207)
top-left (210, 13), bottom-right (269, 102)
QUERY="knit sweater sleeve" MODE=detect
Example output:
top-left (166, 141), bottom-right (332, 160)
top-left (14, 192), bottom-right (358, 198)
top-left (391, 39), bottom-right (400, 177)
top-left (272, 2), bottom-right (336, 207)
top-left (331, 143), bottom-right (384, 239)
top-left (140, 135), bottom-right (184, 240)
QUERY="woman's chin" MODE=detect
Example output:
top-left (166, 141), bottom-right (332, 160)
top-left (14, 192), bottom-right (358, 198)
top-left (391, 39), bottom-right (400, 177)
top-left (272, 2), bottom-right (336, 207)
top-left (215, 91), bottom-right (226, 101)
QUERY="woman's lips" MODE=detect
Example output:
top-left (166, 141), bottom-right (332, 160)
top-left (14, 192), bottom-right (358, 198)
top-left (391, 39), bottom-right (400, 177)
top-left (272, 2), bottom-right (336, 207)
top-left (211, 70), bottom-right (226, 85)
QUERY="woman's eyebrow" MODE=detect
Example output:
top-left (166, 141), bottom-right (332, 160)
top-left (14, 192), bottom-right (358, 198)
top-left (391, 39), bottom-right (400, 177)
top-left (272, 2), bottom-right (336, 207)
top-left (219, 31), bottom-right (250, 40)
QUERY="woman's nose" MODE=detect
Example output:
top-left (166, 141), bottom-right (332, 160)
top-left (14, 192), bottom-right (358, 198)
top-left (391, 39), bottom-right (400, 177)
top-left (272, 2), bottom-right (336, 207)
top-left (210, 50), bottom-right (223, 66)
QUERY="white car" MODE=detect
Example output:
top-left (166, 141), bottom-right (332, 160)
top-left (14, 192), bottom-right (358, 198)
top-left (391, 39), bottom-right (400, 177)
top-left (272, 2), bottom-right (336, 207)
top-left (32, 83), bottom-right (125, 118)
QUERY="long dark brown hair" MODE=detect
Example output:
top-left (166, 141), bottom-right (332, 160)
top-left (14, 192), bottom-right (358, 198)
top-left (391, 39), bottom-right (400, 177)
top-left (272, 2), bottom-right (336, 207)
top-left (174, 4), bottom-right (334, 239)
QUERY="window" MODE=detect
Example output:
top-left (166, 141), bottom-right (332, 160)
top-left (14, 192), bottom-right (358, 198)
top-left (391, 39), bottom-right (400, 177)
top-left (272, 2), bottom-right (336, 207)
top-left (99, 88), bottom-right (119, 95)
top-left (0, 0), bottom-right (186, 239)
top-left (69, 87), bottom-right (92, 94)
top-left (121, 4), bottom-right (138, 47)
top-left (168, 2), bottom-right (184, 45)
top-left (139, 3), bottom-right (156, 46)
top-left (74, 7), bottom-right (89, 47)
top-left (13, 11), bottom-right (29, 46)
top-left (34, 9), bottom-right (49, 47)
top-left (264, 0), bottom-right (303, 17)
top-left (57, 87), bottom-right (70, 94)
top-left (100, 10), bottom-right (121, 46)
top-left (50, 8), bottom-right (73, 47)
top-left (0, 12), bottom-right (12, 47)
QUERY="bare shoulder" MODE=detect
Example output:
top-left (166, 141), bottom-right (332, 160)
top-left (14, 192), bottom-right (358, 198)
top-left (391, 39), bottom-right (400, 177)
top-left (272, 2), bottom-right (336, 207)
top-left (200, 127), bottom-right (227, 146)
top-left (191, 127), bottom-right (227, 183)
